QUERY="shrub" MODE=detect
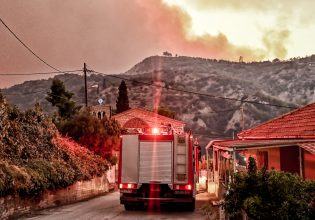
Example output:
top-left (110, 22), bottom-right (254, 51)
top-left (59, 111), bottom-right (121, 159)
top-left (0, 161), bottom-right (14, 196)
top-left (224, 157), bottom-right (315, 220)
top-left (0, 101), bottom-right (110, 197)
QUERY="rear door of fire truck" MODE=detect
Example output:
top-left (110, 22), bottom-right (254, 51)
top-left (119, 131), bottom-right (196, 211)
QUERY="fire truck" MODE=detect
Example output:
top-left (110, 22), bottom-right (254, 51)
top-left (118, 127), bottom-right (199, 211)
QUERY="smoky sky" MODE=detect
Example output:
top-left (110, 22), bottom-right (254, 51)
top-left (0, 0), bottom-right (160, 88)
top-left (0, 0), bottom-right (313, 88)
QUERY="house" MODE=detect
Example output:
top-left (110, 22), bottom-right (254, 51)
top-left (112, 108), bottom-right (185, 134)
top-left (88, 105), bottom-right (112, 119)
top-left (206, 102), bottom-right (315, 196)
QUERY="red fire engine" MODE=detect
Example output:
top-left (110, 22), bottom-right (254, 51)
top-left (118, 126), bottom-right (199, 211)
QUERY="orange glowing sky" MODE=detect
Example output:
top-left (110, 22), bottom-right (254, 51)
top-left (0, 0), bottom-right (314, 88)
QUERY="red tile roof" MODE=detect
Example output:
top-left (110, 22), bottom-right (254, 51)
top-left (300, 143), bottom-right (315, 155)
top-left (210, 139), bottom-right (315, 155)
top-left (212, 139), bottom-right (315, 150)
top-left (238, 102), bottom-right (315, 139)
top-left (112, 108), bottom-right (185, 126)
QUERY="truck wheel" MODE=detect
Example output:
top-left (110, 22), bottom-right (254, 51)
top-left (187, 200), bottom-right (195, 212)
top-left (136, 202), bottom-right (144, 210)
top-left (124, 204), bottom-right (133, 211)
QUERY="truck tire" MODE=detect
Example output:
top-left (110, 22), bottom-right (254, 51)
top-left (187, 200), bottom-right (195, 212)
top-left (124, 204), bottom-right (133, 211)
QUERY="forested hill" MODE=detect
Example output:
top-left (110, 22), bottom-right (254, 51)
top-left (3, 55), bottom-right (315, 145)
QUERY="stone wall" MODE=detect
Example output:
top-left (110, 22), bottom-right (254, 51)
top-left (0, 174), bottom-right (110, 219)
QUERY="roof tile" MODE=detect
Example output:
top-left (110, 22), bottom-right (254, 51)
top-left (238, 102), bottom-right (315, 139)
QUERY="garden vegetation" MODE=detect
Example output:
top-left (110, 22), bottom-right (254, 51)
top-left (224, 157), bottom-right (315, 220)
top-left (0, 94), bottom-right (109, 197)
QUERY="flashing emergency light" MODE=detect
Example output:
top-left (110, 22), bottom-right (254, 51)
top-left (152, 127), bottom-right (159, 134)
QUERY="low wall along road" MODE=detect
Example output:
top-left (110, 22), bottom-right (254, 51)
top-left (0, 174), bottom-right (110, 219)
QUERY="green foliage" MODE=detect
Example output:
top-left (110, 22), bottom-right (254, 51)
top-left (224, 157), bottom-right (315, 220)
top-left (0, 162), bottom-right (14, 196)
top-left (247, 156), bottom-right (257, 176)
top-left (200, 202), bottom-right (219, 219)
top-left (59, 110), bottom-right (121, 161)
top-left (116, 80), bottom-right (130, 113)
top-left (0, 99), bottom-right (109, 198)
top-left (46, 78), bottom-right (80, 119)
top-left (8, 105), bottom-right (20, 121)
top-left (105, 154), bottom-right (118, 166)
top-left (0, 90), bottom-right (3, 103)
top-left (157, 106), bottom-right (175, 119)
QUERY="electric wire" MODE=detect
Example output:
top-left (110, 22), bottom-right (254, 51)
top-left (0, 16), bottom-right (300, 110)
top-left (2, 72), bottom-right (82, 96)
top-left (111, 111), bottom-right (232, 139)
top-left (0, 70), bottom-right (81, 76)
top-left (1, 65), bottom-right (297, 110)
top-left (0, 17), bottom-right (69, 74)
top-left (92, 70), bottom-right (297, 109)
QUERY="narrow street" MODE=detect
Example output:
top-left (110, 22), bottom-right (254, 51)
top-left (19, 191), bottom-right (208, 220)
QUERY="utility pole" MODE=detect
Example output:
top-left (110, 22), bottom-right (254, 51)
top-left (240, 95), bottom-right (247, 131)
top-left (241, 104), bottom-right (245, 131)
top-left (84, 63), bottom-right (88, 107)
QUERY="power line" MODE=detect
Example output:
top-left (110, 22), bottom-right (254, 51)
top-left (0, 16), bottom-right (298, 111)
top-left (91, 70), bottom-right (297, 109)
top-left (0, 70), bottom-right (81, 76)
top-left (0, 17), bottom-right (65, 74)
top-left (3, 90), bottom-right (46, 96)
top-left (2, 73), bottom-right (82, 96)
top-left (0, 63), bottom-right (297, 110)
top-left (193, 133), bottom-right (233, 139)
top-left (111, 110), bottom-right (233, 140)
top-left (208, 108), bottom-right (238, 114)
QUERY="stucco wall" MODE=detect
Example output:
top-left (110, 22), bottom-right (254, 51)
top-left (303, 150), bottom-right (315, 180)
top-left (246, 148), bottom-right (281, 171)
top-left (0, 174), bottom-right (110, 220)
top-left (267, 148), bottom-right (281, 170)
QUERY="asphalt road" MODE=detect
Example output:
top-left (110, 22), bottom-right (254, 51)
top-left (19, 191), bottom-right (208, 220)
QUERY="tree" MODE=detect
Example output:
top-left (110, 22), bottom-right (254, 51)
top-left (116, 80), bottom-right (130, 113)
top-left (0, 90), bottom-right (3, 103)
top-left (46, 78), bottom-right (80, 119)
top-left (224, 157), bottom-right (315, 219)
top-left (59, 110), bottom-right (121, 165)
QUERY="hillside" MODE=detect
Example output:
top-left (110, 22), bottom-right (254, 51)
top-left (0, 96), bottom-right (109, 197)
top-left (3, 55), bottom-right (315, 146)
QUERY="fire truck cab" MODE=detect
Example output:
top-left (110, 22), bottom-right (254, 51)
top-left (118, 127), bottom-right (198, 211)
